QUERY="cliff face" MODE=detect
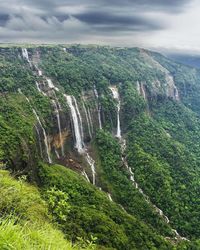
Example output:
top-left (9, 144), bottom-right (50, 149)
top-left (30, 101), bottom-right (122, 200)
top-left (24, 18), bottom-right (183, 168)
top-left (0, 45), bottom-right (200, 249)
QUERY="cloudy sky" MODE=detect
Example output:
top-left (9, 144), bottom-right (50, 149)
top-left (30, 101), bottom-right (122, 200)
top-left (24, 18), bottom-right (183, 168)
top-left (0, 0), bottom-right (200, 53)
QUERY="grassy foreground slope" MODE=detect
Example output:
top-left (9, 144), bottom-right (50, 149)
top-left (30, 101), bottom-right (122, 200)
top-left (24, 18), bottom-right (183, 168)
top-left (0, 170), bottom-right (82, 250)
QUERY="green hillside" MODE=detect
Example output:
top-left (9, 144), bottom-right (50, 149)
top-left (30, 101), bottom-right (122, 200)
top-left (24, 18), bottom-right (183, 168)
top-left (0, 45), bottom-right (200, 249)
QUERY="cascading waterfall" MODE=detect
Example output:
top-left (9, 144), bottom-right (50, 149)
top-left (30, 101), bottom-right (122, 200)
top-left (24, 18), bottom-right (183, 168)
top-left (34, 125), bottom-right (43, 158)
top-left (140, 82), bottom-right (147, 100)
top-left (18, 89), bottom-right (52, 163)
top-left (52, 100), bottom-right (65, 157)
top-left (21, 48), bottom-right (30, 64)
top-left (82, 101), bottom-right (92, 139)
top-left (46, 78), bottom-right (59, 92)
top-left (87, 107), bottom-right (94, 134)
top-left (121, 138), bottom-right (187, 240)
top-left (36, 81), bottom-right (46, 96)
top-left (55, 149), bottom-right (60, 159)
top-left (94, 85), bottom-right (102, 129)
top-left (65, 95), bottom-right (84, 153)
top-left (65, 94), bottom-right (96, 184)
top-left (136, 81), bottom-right (140, 94)
top-left (73, 97), bottom-right (84, 142)
top-left (34, 64), bottom-right (43, 76)
top-left (82, 170), bottom-right (90, 182)
top-left (109, 86), bottom-right (121, 138)
top-left (139, 82), bottom-right (150, 113)
top-left (35, 71), bottom-right (65, 157)
top-left (32, 109), bottom-right (52, 164)
top-left (107, 193), bottom-right (113, 202)
top-left (85, 153), bottom-right (96, 185)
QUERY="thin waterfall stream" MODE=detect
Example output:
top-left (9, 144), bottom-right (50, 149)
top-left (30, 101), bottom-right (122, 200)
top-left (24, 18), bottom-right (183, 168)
top-left (94, 85), bottom-right (102, 129)
top-left (82, 101), bottom-right (92, 139)
top-left (18, 89), bottom-right (52, 163)
top-left (121, 138), bottom-right (187, 240)
top-left (52, 100), bottom-right (65, 157)
top-left (109, 86), bottom-right (121, 138)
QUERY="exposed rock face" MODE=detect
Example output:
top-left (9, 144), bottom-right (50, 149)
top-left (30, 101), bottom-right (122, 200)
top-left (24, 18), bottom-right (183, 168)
top-left (51, 130), bottom-right (69, 152)
top-left (139, 49), bottom-right (179, 101)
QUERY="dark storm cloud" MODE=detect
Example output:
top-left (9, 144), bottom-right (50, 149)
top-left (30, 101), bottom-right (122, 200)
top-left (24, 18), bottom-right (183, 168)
top-left (0, 0), bottom-right (191, 44)
top-left (99, 0), bottom-right (188, 9)
top-left (0, 14), bottom-right (10, 27)
top-left (74, 12), bottom-right (163, 31)
top-left (22, 0), bottom-right (188, 12)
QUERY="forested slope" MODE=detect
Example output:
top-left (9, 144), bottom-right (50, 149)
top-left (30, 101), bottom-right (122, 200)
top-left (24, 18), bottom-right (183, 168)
top-left (0, 45), bottom-right (200, 249)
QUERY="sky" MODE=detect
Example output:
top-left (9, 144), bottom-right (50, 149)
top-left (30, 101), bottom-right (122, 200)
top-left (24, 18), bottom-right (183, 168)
top-left (0, 0), bottom-right (200, 53)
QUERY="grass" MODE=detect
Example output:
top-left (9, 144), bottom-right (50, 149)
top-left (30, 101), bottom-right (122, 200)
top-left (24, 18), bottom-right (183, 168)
top-left (0, 170), bottom-right (85, 250)
top-left (0, 217), bottom-right (74, 250)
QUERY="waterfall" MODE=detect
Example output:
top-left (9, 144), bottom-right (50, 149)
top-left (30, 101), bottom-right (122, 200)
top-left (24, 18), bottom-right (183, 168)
top-left (65, 95), bottom-right (84, 153)
top-left (35, 81), bottom-right (42, 93)
top-left (55, 149), bottom-right (60, 159)
top-left (87, 107), bottom-right (94, 134)
top-left (136, 81), bottom-right (140, 94)
top-left (18, 89), bottom-right (52, 163)
top-left (32, 109), bottom-right (52, 163)
top-left (94, 85), bottom-right (102, 129)
top-left (107, 193), bottom-right (113, 202)
top-left (21, 48), bottom-right (30, 64)
top-left (73, 97), bottom-right (84, 142)
top-left (121, 138), bottom-right (187, 240)
top-left (140, 82), bottom-right (146, 100)
top-left (52, 100), bottom-right (65, 157)
top-left (85, 153), bottom-right (96, 185)
top-left (34, 64), bottom-right (42, 76)
top-left (174, 86), bottom-right (179, 100)
top-left (109, 86), bottom-right (121, 138)
top-left (46, 78), bottom-right (59, 92)
top-left (121, 139), bottom-right (174, 226)
top-left (82, 170), bottom-right (90, 182)
top-left (139, 82), bottom-right (150, 113)
top-left (35, 71), bottom-right (66, 158)
top-left (35, 125), bottom-right (43, 158)
top-left (35, 81), bottom-right (46, 96)
top-left (65, 94), bottom-right (96, 184)
top-left (82, 101), bottom-right (92, 139)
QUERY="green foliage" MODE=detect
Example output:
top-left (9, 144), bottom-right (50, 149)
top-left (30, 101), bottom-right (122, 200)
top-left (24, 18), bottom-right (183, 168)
top-left (75, 235), bottom-right (97, 250)
top-left (45, 187), bottom-right (71, 223)
top-left (126, 107), bottom-right (200, 238)
top-left (95, 130), bottom-right (172, 237)
top-left (0, 170), bottom-right (79, 249)
top-left (39, 163), bottom-right (173, 250)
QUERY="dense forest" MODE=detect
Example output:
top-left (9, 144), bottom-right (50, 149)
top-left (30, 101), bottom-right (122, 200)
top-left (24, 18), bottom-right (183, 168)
top-left (0, 45), bottom-right (200, 249)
